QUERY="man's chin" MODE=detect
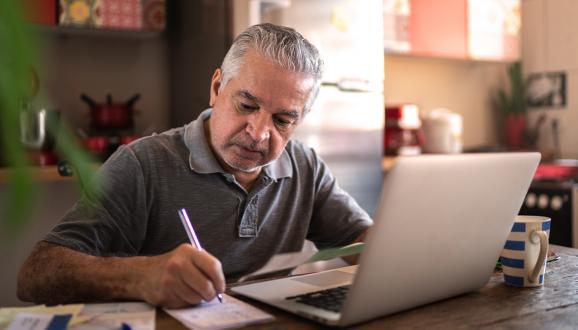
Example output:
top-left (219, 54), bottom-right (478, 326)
top-left (233, 164), bottom-right (261, 173)
top-left (225, 159), bottom-right (263, 173)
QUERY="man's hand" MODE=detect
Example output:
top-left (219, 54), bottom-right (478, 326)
top-left (139, 244), bottom-right (226, 308)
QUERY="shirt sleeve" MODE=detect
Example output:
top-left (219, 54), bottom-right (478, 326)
top-left (43, 146), bottom-right (149, 256)
top-left (306, 151), bottom-right (373, 249)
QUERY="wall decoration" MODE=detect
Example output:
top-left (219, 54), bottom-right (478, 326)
top-left (527, 71), bottom-right (567, 108)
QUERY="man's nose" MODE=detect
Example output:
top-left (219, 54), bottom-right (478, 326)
top-left (246, 112), bottom-right (271, 142)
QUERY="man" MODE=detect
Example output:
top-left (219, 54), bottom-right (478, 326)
top-left (17, 23), bottom-right (372, 308)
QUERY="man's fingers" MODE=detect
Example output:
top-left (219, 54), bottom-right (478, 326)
top-left (172, 245), bottom-right (224, 301)
top-left (171, 280), bottom-right (204, 306)
top-left (163, 292), bottom-right (195, 309)
top-left (162, 253), bottom-right (209, 305)
top-left (191, 250), bottom-right (226, 294)
top-left (152, 244), bottom-right (226, 305)
top-left (178, 261), bottom-right (217, 301)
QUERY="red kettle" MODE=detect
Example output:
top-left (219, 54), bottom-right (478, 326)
top-left (81, 93), bottom-right (140, 130)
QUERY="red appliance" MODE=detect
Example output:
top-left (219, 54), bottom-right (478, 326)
top-left (534, 162), bottom-right (578, 181)
top-left (80, 93), bottom-right (141, 161)
top-left (81, 93), bottom-right (140, 131)
top-left (384, 104), bottom-right (423, 156)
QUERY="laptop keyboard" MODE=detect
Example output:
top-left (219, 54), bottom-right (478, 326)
top-left (285, 285), bottom-right (350, 313)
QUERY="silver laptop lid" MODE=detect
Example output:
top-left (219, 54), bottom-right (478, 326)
top-left (340, 152), bottom-right (540, 326)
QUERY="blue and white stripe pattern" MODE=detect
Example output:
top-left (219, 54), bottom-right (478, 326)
top-left (500, 219), bottom-right (551, 287)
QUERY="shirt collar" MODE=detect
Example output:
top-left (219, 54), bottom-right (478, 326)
top-left (184, 108), bottom-right (293, 180)
top-left (184, 109), bottom-right (223, 174)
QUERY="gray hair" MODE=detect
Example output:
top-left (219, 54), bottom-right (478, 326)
top-left (219, 23), bottom-right (324, 113)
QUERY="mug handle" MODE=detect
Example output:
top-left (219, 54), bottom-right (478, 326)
top-left (529, 230), bottom-right (549, 283)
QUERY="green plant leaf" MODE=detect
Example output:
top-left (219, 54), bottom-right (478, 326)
top-left (0, 0), bottom-right (99, 235)
top-left (0, 0), bottom-right (37, 233)
top-left (494, 61), bottom-right (528, 115)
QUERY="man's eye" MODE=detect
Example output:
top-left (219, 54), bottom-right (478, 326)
top-left (240, 103), bottom-right (258, 112)
top-left (274, 117), bottom-right (292, 127)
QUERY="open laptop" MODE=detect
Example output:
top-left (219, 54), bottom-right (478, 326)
top-left (232, 152), bottom-right (540, 327)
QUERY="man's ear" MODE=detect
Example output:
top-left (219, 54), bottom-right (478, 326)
top-left (209, 68), bottom-right (222, 107)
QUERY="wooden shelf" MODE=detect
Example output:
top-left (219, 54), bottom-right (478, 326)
top-left (0, 166), bottom-right (74, 184)
top-left (30, 24), bottom-right (164, 40)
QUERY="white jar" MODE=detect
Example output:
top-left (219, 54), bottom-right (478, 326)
top-left (421, 108), bottom-right (463, 154)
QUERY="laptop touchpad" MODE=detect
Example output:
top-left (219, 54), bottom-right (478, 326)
top-left (292, 270), bottom-right (353, 287)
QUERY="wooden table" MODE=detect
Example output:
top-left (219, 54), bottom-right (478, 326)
top-left (157, 245), bottom-right (578, 329)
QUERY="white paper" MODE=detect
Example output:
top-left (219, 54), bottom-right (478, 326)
top-left (238, 242), bottom-right (365, 282)
top-left (0, 303), bottom-right (154, 330)
top-left (0, 304), bottom-right (83, 330)
top-left (6, 313), bottom-right (53, 330)
top-left (165, 294), bottom-right (274, 330)
top-left (70, 302), bottom-right (155, 330)
top-left (238, 250), bottom-right (316, 282)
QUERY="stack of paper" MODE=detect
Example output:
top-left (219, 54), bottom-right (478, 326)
top-left (164, 294), bottom-right (274, 330)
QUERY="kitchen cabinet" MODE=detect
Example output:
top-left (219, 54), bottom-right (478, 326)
top-left (408, 0), bottom-right (468, 59)
top-left (384, 0), bottom-right (520, 61)
top-left (467, 0), bottom-right (520, 61)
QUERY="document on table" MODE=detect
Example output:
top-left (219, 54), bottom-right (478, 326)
top-left (164, 294), bottom-right (274, 330)
top-left (0, 302), bottom-right (154, 330)
top-left (5, 313), bottom-right (71, 330)
top-left (70, 302), bottom-right (155, 330)
top-left (0, 304), bottom-right (83, 330)
top-left (239, 242), bottom-right (365, 282)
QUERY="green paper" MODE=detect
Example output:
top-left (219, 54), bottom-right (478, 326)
top-left (307, 242), bottom-right (364, 263)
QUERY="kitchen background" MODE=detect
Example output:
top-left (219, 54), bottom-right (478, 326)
top-left (2, 0), bottom-right (578, 306)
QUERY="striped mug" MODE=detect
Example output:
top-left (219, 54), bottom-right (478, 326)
top-left (500, 215), bottom-right (551, 287)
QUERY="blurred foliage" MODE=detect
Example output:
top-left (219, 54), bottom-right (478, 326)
top-left (0, 0), bottom-right (98, 235)
top-left (495, 61), bottom-right (528, 116)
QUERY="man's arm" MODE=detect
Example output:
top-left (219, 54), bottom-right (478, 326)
top-left (17, 241), bottom-right (225, 308)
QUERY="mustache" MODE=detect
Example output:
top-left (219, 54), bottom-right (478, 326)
top-left (230, 135), bottom-right (268, 154)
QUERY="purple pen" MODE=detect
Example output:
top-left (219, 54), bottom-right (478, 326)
top-left (178, 208), bottom-right (224, 303)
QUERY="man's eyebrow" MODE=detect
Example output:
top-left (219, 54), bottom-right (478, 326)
top-left (278, 110), bottom-right (300, 119)
top-left (235, 90), bottom-right (260, 103)
top-left (235, 90), bottom-right (300, 119)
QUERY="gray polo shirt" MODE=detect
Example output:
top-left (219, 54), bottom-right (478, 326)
top-left (45, 109), bottom-right (372, 281)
